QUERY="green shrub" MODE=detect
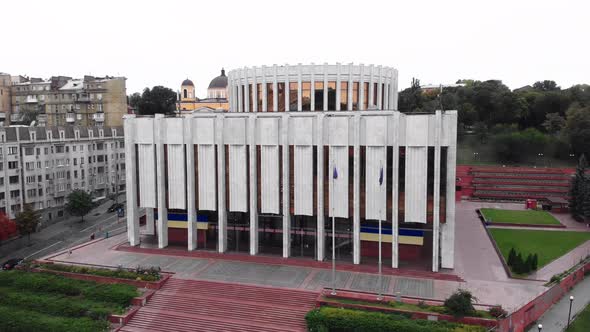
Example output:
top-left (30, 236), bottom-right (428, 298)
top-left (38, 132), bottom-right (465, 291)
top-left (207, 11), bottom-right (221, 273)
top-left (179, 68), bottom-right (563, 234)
top-left (0, 288), bottom-right (123, 320)
top-left (488, 306), bottom-right (507, 318)
top-left (0, 305), bottom-right (109, 332)
top-left (39, 263), bottom-right (161, 281)
top-left (444, 289), bottom-right (477, 318)
top-left (306, 307), bottom-right (486, 332)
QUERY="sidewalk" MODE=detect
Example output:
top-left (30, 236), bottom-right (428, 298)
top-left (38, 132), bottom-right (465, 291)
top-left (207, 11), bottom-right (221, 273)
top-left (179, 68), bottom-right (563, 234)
top-left (527, 276), bottom-right (590, 332)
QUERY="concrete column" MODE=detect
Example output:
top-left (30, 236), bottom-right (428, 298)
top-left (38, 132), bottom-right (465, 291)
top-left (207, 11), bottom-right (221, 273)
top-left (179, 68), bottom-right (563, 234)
top-left (285, 64), bottom-right (290, 112)
top-left (186, 116), bottom-right (197, 251)
top-left (347, 64), bottom-right (353, 111)
top-left (391, 112), bottom-right (400, 268)
top-left (353, 114), bottom-right (361, 264)
top-left (310, 64), bottom-right (315, 111)
top-left (359, 64), bottom-right (365, 111)
top-left (123, 115), bottom-right (140, 246)
top-left (323, 63), bottom-right (328, 111)
top-left (243, 68), bottom-right (250, 113)
top-left (249, 116), bottom-right (258, 255)
top-left (155, 114), bottom-right (168, 248)
top-left (297, 64), bottom-right (302, 111)
top-left (146, 208), bottom-right (155, 235)
top-left (262, 66), bottom-right (268, 112)
top-left (392, 69), bottom-right (399, 110)
top-left (273, 65), bottom-right (278, 112)
top-left (252, 68), bottom-right (258, 112)
top-left (237, 71), bottom-right (243, 113)
top-left (316, 114), bottom-right (325, 261)
top-left (282, 114), bottom-right (291, 258)
top-left (432, 110), bottom-right (442, 272)
top-left (383, 82), bottom-right (389, 110)
top-left (442, 111), bottom-right (457, 269)
top-left (216, 115), bottom-right (227, 252)
top-left (368, 65), bottom-right (375, 107)
top-left (335, 63), bottom-right (341, 111)
top-left (377, 66), bottom-right (383, 109)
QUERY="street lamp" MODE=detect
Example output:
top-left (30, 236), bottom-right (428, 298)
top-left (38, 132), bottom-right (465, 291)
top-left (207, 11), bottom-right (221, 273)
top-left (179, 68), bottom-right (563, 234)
top-left (567, 295), bottom-right (574, 329)
top-left (537, 323), bottom-right (542, 332)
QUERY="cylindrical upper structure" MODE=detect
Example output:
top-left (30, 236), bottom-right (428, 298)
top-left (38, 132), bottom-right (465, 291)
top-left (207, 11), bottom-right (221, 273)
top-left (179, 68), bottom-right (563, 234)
top-left (227, 63), bottom-right (398, 113)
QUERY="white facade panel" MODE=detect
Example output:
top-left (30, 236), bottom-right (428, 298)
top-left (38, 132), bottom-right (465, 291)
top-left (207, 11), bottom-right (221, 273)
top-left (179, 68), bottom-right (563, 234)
top-left (365, 146), bottom-right (386, 220)
top-left (406, 116), bottom-right (429, 146)
top-left (193, 118), bottom-right (215, 144)
top-left (167, 144), bottom-right (185, 209)
top-left (197, 144), bottom-right (216, 211)
top-left (294, 145), bottom-right (313, 216)
top-left (404, 146), bottom-right (427, 223)
top-left (329, 146), bottom-right (348, 218)
top-left (260, 145), bottom-right (279, 214)
top-left (138, 144), bottom-right (156, 207)
top-left (136, 118), bottom-right (154, 144)
top-left (229, 144), bottom-right (248, 212)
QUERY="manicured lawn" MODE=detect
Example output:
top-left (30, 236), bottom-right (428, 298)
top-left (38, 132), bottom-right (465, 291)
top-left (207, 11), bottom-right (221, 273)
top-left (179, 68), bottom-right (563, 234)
top-left (568, 303), bottom-right (590, 332)
top-left (489, 228), bottom-right (590, 270)
top-left (0, 270), bottom-right (138, 331)
top-left (480, 208), bottom-right (561, 226)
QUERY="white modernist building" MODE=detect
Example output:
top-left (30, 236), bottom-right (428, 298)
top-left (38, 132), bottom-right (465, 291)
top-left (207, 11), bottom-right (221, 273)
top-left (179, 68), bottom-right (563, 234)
top-left (125, 64), bottom-right (457, 272)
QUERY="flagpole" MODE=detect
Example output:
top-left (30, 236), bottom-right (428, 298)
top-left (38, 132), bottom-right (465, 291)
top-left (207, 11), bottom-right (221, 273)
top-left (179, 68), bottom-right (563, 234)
top-left (378, 162), bottom-right (383, 301)
top-left (331, 149), bottom-right (337, 296)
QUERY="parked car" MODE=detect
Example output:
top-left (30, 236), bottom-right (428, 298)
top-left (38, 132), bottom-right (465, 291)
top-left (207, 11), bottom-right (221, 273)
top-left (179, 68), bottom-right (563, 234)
top-left (108, 203), bottom-right (124, 213)
top-left (2, 258), bottom-right (23, 270)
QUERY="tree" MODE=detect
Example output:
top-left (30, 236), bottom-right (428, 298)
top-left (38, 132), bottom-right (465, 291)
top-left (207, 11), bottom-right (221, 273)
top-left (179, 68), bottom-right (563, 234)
top-left (565, 106), bottom-right (590, 157)
top-left (0, 212), bottom-right (17, 242)
top-left (508, 248), bottom-right (516, 267)
top-left (398, 78), bottom-right (423, 112)
top-left (542, 112), bottom-right (566, 135)
top-left (135, 86), bottom-right (177, 115)
top-left (570, 154), bottom-right (588, 217)
top-left (533, 80), bottom-right (560, 92)
top-left (15, 204), bottom-right (40, 244)
top-left (65, 190), bottom-right (94, 222)
top-left (532, 254), bottom-right (538, 271)
top-left (128, 92), bottom-right (141, 111)
top-left (444, 289), bottom-right (477, 318)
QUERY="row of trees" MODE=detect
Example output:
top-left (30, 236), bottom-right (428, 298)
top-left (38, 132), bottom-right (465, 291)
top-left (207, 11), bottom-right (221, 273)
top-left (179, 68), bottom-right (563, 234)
top-left (399, 79), bottom-right (590, 161)
top-left (507, 248), bottom-right (538, 275)
top-left (570, 155), bottom-right (590, 219)
top-left (0, 189), bottom-right (96, 244)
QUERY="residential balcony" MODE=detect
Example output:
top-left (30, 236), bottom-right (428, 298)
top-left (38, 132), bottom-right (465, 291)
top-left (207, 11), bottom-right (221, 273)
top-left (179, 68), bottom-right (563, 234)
top-left (66, 112), bottom-right (76, 123)
top-left (0, 200), bottom-right (5, 206)
top-left (76, 95), bottom-right (90, 103)
top-left (0, 112), bottom-right (6, 119)
top-left (93, 112), bottom-right (105, 122)
top-left (25, 96), bottom-right (38, 103)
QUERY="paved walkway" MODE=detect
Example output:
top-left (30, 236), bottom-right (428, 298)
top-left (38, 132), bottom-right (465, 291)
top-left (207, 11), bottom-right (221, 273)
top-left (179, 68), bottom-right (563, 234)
top-left (527, 276), bottom-right (590, 332)
top-left (45, 230), bottom-right (546, 311)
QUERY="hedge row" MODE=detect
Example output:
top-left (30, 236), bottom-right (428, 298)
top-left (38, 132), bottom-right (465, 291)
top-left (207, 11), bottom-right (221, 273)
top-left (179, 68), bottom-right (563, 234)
top-left (306, 307), bottom-right (487, 332)
top-left (38, 263), bottom-right (161, 281)
top-left (0, 305), bottom-right (109, 332)
top-left (0, 288), bottom-right (123, 320)
top-left (0, 270), bottom-right (138, 307)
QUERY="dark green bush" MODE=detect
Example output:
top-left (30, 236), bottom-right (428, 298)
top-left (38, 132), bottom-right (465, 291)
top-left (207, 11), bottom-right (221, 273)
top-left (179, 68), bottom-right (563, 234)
top-left (488, 306), bottom-right (507, 318)
top-left (305, 307), bottom-right (486, 332)
top-left (444, 289), bottom-right (477, 318)
top-left (0, 305), bottom-right (109, 332)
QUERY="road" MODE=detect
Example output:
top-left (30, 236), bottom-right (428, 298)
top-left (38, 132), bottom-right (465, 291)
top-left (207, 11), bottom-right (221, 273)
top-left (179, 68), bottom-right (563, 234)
top-left (0, 196), bottom-right (141, 262)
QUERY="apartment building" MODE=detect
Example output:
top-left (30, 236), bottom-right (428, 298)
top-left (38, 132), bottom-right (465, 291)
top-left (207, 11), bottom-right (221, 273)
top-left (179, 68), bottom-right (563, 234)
top-left (0, 73), bottom-right (10, 126)
top-left (7, 75), bottom-right (127, 127)
top-left (0, 126), bottom-right (125, 221)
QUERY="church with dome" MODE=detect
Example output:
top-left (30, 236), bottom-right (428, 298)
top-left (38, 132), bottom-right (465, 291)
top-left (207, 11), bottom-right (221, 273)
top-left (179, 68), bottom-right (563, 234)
top-left (177, 68), bottom-right (229, 112)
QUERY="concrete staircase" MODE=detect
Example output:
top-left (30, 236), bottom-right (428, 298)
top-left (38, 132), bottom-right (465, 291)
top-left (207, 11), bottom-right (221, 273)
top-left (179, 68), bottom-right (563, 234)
top-left (119, 278), bottom-right (318, 332)
top-left (470, 167), bottom-right (571, 201)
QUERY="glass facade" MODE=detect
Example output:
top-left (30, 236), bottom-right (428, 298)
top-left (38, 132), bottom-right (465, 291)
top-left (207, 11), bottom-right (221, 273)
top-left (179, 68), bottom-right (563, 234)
top-left (237, 81), bottom-right (391, 112)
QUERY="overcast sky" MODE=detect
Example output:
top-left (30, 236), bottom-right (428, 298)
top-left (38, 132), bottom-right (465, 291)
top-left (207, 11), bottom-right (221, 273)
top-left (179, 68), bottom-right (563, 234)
top-left (2, 0), bottom-right (588, 96)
